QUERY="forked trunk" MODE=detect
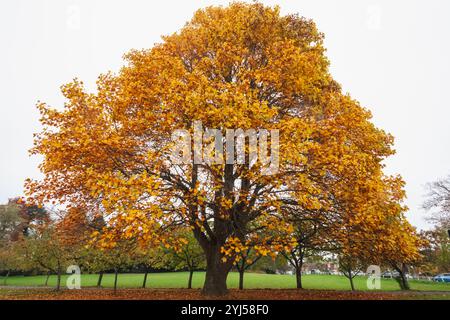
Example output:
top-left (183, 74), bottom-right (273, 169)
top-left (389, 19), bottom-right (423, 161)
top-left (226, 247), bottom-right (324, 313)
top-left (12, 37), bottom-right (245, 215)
top-left (349, 275), bottom-right (355, 291)
top-left (347, 269), bottom-right (355, 291)
top-left (45, 272), bottom-right (50, 286)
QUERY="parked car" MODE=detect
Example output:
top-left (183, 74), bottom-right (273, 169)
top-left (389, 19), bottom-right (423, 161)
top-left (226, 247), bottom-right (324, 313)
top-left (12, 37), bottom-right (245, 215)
top-left (381, 271), bottom-right (400, 279)
top-left (310, 269), bottom-right (321, 275)
top-left (433, 273), bottom-right (450, 283)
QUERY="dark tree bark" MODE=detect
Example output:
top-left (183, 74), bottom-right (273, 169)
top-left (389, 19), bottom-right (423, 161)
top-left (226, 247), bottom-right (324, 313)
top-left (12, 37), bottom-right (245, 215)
top-left (295, 267), bottom-right (302, 289)
top-left (235, 257), bottom-right (245, 290)
top-left (342, 267), bottom-right (356, 291)
top-left (393, 263), bottom-right (410, 290)
top-left (283, 248), bottom-right (305, 289)
top-left (235, 248), bottom-right (260, 290)
top-left (201, 244), bottom-right (233, 296)
top-left (238, 269), bottom-right (245, 290)
top-left (348, 270), bottom-right (355, 291)
top-left (188, 269), bottom-right (194, 289)
top-left (142, 270), bottom-right (149, 288)
top-left (56, 268), bottom-right (62, 291)
top-left (97, 272), bottom-right (104, 288)
top-left (295, 252), bottom-right (305, 289)
top-left (44, 272), bottom-right (50, 286)
top-left (191, 163), bottom-right (236, 296)
top-left (113, 268), bottom-right (119, 294)
top-left (3, 270), bottom-right (10, 285)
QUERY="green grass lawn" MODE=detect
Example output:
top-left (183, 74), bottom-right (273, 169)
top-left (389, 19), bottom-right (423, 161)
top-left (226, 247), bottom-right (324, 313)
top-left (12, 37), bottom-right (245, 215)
top-left (1, 272), bottom-right (449, 291)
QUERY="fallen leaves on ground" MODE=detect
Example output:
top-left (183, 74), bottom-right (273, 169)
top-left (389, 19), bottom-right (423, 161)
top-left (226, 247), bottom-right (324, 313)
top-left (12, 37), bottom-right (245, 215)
top-left (1, 288), bottom-right (448, 300)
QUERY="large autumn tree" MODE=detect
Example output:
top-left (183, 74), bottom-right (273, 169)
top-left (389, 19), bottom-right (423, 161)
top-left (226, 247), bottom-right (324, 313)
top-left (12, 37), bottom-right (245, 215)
top-left (26, 3), bottom-right (410, 295)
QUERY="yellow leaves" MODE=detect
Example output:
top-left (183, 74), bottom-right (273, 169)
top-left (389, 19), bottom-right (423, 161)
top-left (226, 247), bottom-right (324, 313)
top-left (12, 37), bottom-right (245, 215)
top-left (221, 237), bottom-right (246, 258)
top-left (254, 245), bottom-right (269, 257)
top-left (24, 2), bottom-right (413, 266)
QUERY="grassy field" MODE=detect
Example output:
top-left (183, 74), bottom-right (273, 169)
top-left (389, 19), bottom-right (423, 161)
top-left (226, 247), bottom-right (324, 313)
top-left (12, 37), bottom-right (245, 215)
top-left (1, 272), bottom-right (449, 291)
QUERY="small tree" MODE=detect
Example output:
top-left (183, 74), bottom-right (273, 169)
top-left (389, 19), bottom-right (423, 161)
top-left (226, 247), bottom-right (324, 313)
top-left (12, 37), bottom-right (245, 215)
top-left (338, 254), bottom-right (366, 291)
top-left (382, 228), bottom-right (423, 291)
top-left (82, 247), bottom-right (111, 288)
top-left (423, 175), bottom-right (450, 228)
top-left (0, 201), bottom-right (22, 242)
top-left (281, 210), bottom-right (330, 289)
top-left (163, 231), bottom-right (205, 289)
top-left (419, 228), bottom-right (450, 274)
top-left (0, 243), bottom-right (23, 284)
top-left (374, 216), bottom-right (424, 291)
top-left (98, 241), bottom-right (134, 293)
top-left (0, 204), bottom-right (22, 283)
top-left (24, 227), bottom-right (74, 291)
top-left (134, 246), bottom-right (165, 288)
top-left (234, 247), bottom-right (261, 290)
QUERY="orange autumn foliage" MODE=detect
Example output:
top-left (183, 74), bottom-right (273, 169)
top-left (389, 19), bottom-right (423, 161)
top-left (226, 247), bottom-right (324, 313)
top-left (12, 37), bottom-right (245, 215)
top-left (25, 2), bottom-right (421, 294)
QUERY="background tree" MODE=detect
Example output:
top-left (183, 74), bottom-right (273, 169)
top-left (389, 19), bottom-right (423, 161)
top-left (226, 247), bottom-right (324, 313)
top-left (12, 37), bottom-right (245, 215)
top-left (419, 228), bottom-right (450, 275)
top-left (134, 245), bottom-right (165, 288)
top-left (234, 246), bottom-right (261, 290)
top-left (0, 243), bottom-right (22, 284)
top-left (85, 239), bottom-right (135, 293)
top-left (253, 254), bottom-right (290, 275)
top-left (163, 231), bottom-right (205, 289)
top-left (24, 226), bottom-right (75, 291)
top-left (0, 199), bottom-right (49, 284)
top-left (338, 253), bottom-right (366, 291)
top-left (419, 175), bottom-right (450, 276)
top-left (281, 208), bottom-right (331, 289)
top-left (82, 247), bottom-right (111, 288)
top-left (0, 201), bottom-right (22, 243)
top-left (423, 175), bottom-right (450, 228)
top-left (0, 201), bottom-right (21, 282)
top-left (377, 218), bottom-right (423, 290)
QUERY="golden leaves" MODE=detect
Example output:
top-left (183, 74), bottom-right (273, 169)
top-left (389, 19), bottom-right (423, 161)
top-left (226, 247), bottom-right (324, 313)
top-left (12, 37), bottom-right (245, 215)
top-left (25, 2), bottom-right (418, 265)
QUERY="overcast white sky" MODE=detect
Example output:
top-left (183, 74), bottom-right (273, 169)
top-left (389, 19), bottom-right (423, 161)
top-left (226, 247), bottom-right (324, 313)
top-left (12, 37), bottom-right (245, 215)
top-left (1, 0), bottom-right (449, 229)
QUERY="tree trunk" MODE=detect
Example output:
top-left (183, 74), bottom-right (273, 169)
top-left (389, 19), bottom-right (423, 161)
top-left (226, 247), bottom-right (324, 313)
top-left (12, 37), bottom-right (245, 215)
top-left (97, 272), bottom-right (104, 288)
top-left (347, 268), bottom-right (355, 291)
top-left (45, 272), bottom-right (50, 286)
top-left (395, 264), bottom-right (410, 290)
top-left (396, 273), bottom-right (410, 290)
top-left (3, 270), bottom-right (10, 285)
top-left (202, 245), bottom-right (232, 296)
top-left (238, 269), bottom-right (244, 290)
top-left (295, 267), bottom-right (302, 289)
top-left (349, 276), bottom-right (355, 291)
top-left (113, 268), bottom-right (119, 294)
top-left (188, 269), bottom-right (194, 289)
top-left (285, 249), bottom-right (305, 289)
top-left (142, 270), bottom-right (149, 288)
top-left (56, 269), bottom-right (61, 291)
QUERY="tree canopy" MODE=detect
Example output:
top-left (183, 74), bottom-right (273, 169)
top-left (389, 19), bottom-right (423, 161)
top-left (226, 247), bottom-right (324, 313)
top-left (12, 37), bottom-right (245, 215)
top-left (25, 2), bottom-right (421, 295)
